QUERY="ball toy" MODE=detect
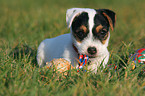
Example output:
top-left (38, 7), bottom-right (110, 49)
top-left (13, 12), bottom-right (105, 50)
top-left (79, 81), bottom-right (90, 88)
top-left (45, 55), bottom-right (89, 74)
top-left (130, 48), bottom-right (145, 72)
top-left (46, 58), bottom-right (73, 73)
top-left (131, 48), bottom-right (145, 64)
top-left (104, 48), bottom-right (145, 73)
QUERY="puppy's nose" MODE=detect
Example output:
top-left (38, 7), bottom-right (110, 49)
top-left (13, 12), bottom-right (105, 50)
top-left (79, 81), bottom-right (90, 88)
top-left (87, 47), bottom-right (97, 55)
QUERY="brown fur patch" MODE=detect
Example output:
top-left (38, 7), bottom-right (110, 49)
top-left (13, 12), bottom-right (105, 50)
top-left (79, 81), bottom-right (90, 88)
top-left (101, 31), bottom-right (109, 44)
top-left (102, 12), bottom-right (114, 31)
top-left (102, 39), bottom-right (107, 44)
top-left (73, 33), bottom-right (82, 43)
top-left (96, 24), bottom-right (103, 33)
top-left (79, 25), bottom-right (87, 33)
top-left (73, 25), bottom-right (88, 43)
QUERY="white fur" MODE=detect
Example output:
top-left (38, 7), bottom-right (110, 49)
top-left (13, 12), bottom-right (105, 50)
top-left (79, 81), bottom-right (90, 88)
top-left (37, 8), bottom-right (110, 72)
top-left (37, 34), bottom-right (78, 67)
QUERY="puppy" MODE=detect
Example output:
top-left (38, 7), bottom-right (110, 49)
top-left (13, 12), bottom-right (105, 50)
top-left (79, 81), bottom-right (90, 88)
top-left (37, 8), bottom-right (116, 72)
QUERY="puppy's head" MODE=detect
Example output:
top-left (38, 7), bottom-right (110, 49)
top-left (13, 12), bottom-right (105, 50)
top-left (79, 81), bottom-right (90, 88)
top-left (66, 8), bottom-right (116, 58)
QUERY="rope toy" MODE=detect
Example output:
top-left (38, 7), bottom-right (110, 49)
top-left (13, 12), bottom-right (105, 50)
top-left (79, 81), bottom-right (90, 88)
top-left (77, 55), bottom-right (89, 72)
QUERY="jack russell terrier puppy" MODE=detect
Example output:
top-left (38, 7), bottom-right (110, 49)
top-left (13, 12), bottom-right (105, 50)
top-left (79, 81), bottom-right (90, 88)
top-left (37, 8), bottom-right (116, 72)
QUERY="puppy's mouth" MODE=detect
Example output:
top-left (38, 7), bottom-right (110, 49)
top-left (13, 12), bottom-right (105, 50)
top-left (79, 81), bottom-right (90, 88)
top-left (87, 54), bottom-right (97, 59)
top-left (88, 55), bottom-right (96, 58)
top-left (72, 44), bottom-right (97, 58)
top-left (82, 54), bottom-right (97, 58)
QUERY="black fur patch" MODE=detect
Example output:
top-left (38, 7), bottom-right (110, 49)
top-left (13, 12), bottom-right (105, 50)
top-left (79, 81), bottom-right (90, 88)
top-left (71, 12), bottom-right (89, 42)
top-left (92, 12), bottom-right (109, 43)
top-left (97, 9), bottom-right (116, 28)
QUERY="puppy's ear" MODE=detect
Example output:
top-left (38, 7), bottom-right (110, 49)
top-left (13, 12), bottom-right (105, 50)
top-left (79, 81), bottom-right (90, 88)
top-left (66, 8), bottom-right (84, 28)
top-left (98, 9), bottom-right (116, 31)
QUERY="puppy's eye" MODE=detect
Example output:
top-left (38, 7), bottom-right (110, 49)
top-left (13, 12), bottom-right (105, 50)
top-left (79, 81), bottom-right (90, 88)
top-left (100, 30), bottom-right (106, 36)
top-left (77, 30), bottom-right (84, 38)
top-left (100, 29), bottom-right (107, 36)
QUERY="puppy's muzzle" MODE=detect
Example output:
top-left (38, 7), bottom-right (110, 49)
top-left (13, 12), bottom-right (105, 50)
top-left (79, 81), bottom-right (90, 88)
top-left (87, 47), bottom-right (97, 55)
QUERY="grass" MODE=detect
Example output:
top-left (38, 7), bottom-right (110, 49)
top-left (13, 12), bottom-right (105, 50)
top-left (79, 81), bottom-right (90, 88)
top-left (0, 0), bottom-right (145, 95)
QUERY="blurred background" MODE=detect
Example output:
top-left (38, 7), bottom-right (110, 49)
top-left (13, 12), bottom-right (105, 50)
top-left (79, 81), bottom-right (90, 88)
top-left (0, 0), bottom-right (145, 52)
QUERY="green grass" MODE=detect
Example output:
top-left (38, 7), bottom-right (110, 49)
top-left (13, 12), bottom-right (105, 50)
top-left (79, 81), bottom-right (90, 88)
top-left (0, 0), bottom-right (145, 95)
